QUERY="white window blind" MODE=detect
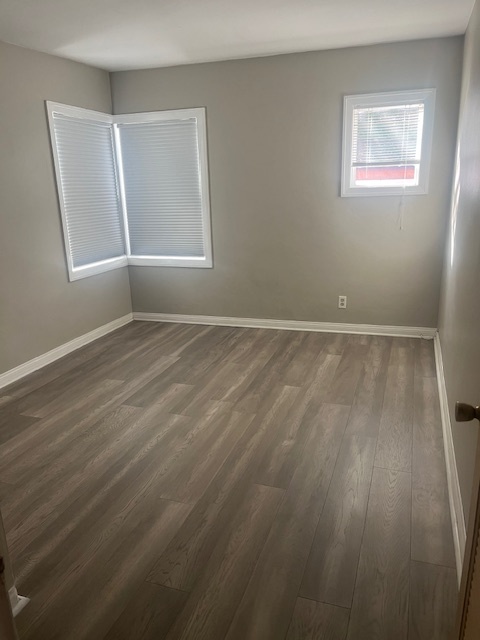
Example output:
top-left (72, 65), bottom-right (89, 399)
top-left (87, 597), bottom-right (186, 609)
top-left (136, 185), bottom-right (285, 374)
top-left (342, 89), bottom-right (435, 197)
top-left (352, 103), bottom-right (424, 184)
top-left (116, 109), bottom-right (212, 268)
top-left (47, 104), bottom-right (127, 280)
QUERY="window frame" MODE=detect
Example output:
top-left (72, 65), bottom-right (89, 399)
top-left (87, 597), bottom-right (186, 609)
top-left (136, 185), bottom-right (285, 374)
top-left (113, 108), bottom-right (213, 269)
top-left (46, 102), bottom-right (128, 281)
top-left (47, 103), bottom-right (213, 281)
top-left (341, 89), bottom-right (436, 198)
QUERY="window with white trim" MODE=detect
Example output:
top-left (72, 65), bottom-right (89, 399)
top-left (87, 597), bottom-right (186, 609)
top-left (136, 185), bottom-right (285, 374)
top-left (341, 89), bottom-right (436, 197)
top-left (47, 103), bottom-right (212, 281)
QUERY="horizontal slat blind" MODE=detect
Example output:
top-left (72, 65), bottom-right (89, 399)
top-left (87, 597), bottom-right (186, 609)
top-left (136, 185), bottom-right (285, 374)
top-left (118, 118), bottom-right (206, 258)
top-left (51, 113), bottom-right (125, 268)
top-left (352, 103), bottom-right (424, 167)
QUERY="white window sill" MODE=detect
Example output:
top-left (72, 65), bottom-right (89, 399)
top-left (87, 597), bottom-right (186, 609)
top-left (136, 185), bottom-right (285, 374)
top-left (69, 254), bottom-right (213, 280)
top-left (69, 256), bottom-right (129, 281)
top-left (128, 256), bottom-right (213, 268)
top-left (341, 185), bottom-right (428, 197)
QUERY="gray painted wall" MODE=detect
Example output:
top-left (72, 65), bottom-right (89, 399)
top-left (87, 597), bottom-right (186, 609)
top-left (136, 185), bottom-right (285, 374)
top-left (112, 37), bottom-right (463, 327)
top-left (0, 41), bottom-right (132, 376)
top-left (438, 2), bottom-right (480, 523)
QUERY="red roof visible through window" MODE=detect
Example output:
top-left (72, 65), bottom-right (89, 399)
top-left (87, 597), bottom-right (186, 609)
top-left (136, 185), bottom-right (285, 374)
top-left (355, 166), bottom-right (415, 180)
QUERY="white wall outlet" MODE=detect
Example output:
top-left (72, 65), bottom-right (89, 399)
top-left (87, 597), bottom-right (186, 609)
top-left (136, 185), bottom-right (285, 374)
top-left (338, 295), bottom-right (347, 309)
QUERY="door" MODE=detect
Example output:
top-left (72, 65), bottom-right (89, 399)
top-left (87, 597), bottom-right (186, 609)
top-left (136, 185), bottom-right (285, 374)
top-left (454, 402), bottom-right (480, 639)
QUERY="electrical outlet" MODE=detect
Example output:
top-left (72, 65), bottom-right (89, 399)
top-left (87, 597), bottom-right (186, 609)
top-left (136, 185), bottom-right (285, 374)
top-left (338, 295), bottom-right (347, 309)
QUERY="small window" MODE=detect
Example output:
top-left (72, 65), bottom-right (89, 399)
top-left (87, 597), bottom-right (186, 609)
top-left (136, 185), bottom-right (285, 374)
top-left (341, 89), bottom-right (435, 197)
top-left (47, 103), bottom-right (212, 280)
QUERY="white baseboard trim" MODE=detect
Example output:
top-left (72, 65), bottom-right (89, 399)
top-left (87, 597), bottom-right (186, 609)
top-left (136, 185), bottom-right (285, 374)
top-left (9, 586), bottom-right (29, 617)
top-left (132, 312), bottom-right (436, 339)
top-left (0, 313), bottom-right (133, 391)
top-left (434, 332), bottom-right (466, 585)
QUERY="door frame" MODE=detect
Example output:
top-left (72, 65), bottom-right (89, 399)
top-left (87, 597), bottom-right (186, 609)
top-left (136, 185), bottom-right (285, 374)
top-left (455, 421), bottom-right (480, 639)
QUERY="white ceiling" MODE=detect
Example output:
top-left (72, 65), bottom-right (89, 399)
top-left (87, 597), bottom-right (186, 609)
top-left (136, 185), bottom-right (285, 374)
top-left (0, 0), bottom-right (474, 71)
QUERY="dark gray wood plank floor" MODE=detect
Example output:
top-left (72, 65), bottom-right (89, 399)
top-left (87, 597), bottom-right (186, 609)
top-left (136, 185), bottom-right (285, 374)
top-left (0, 322), bottom-right (457, 639)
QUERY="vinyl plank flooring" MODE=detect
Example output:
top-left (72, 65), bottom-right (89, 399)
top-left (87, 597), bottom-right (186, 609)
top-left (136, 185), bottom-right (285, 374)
top-left (164, 483), bottom-right (284, 640)
top-left (232, 331), bottom-right (305, 413)
top-left (414, 339), bottom-right (436, 379)
top-left (0, 379), bottom-right (126, 484)
top-left (323, 332), bottom-right (349, 355)
top-left (13, 410), bottom-right (195, 587)
top-left (286, 598), bottom-right (350, 640)
top-left (228, 328), bottom-right (280, 366)
top-left (165, 329), bottom-right (273, 417)
top-left (408, 560), bottom-right (457, 640)
top-left (0, 321), bottom-right (150, 401)
top-left (391, 337), bottom-right (417, 354)
top-left (0, 480), bottom-right (15, 504)
top-left (326, 342), bottom-right (369, 405)
top-left (280, 332), bottom-right (326, 387)
top-left (170, 361), bottom-right (243, 417)
top-left (254, 353), bottom-right (341, 489)
top-left (17, 497), bottom-right (191, 640)
top-left (179, 326), bottom-right (250, 366)
top-left (205, 361), bottom-right (260, 407)
top-left (10, 410), bottom-right (194, 586)
top-left (104, 583), bottom-right (188, 640)
top-left (412, 375), bottom-right (456, 567)
top-left (166, 324), bottom-right (218, 358)
top-left (147, 385), bottom-right (300, 591)
top-left (132, 323), bottom-right (208, 359)
top-left (3, 326), bottom-right (169, 417)
top-left (348, 334), bottom-right (371, 345)
top-left (123, 381), bottom-right (194, 410)
top-left (300, 434), bottom-right (376, 607)
top-left (2, 385), bottom-right (141, 487)
top-left (225, 404), bottom-right (350, 640)
top-left (212, 331), bottom-right (286, 407)
top-left (0, 359), bottom-right (180, 484)
top-left (4, 404), bottom-right (144, 539)
top-left (159, 327), bottom-right (246, 389)
top-left (0, 326), bottom-right (456, 640)
top-left (24, 354), bottom-right (178, 419)
top-left (346, 467), bottom-right (411, 640)
top-left (159, 408), bottom-right (254, 503)
top-left (20, 374), bottom-right (124, 421)
top-left (0, 412), bottom-right (40, 446)
top-left (344, 336), bottom-right (392, 438)
top-left (120, 360), bottom-right (195, 408)
top-left (374, 342), bottom-right (415, 472)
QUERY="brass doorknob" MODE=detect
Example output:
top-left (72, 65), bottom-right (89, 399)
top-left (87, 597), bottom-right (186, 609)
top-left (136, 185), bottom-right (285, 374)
top-left (455, 402), bottom-right (480, 422)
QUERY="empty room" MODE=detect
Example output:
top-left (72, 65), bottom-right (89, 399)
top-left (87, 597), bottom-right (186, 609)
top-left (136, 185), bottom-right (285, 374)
top-left (1, 0), bottom-right (480, 638)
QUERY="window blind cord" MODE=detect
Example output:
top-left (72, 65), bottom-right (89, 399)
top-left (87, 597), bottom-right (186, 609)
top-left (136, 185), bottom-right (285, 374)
top-left (398, 192), bottom-right (406, 231)
top-left (367, 108), bottom-right (373, 174)
top-left (398, 105), bottom-right (409, 232)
